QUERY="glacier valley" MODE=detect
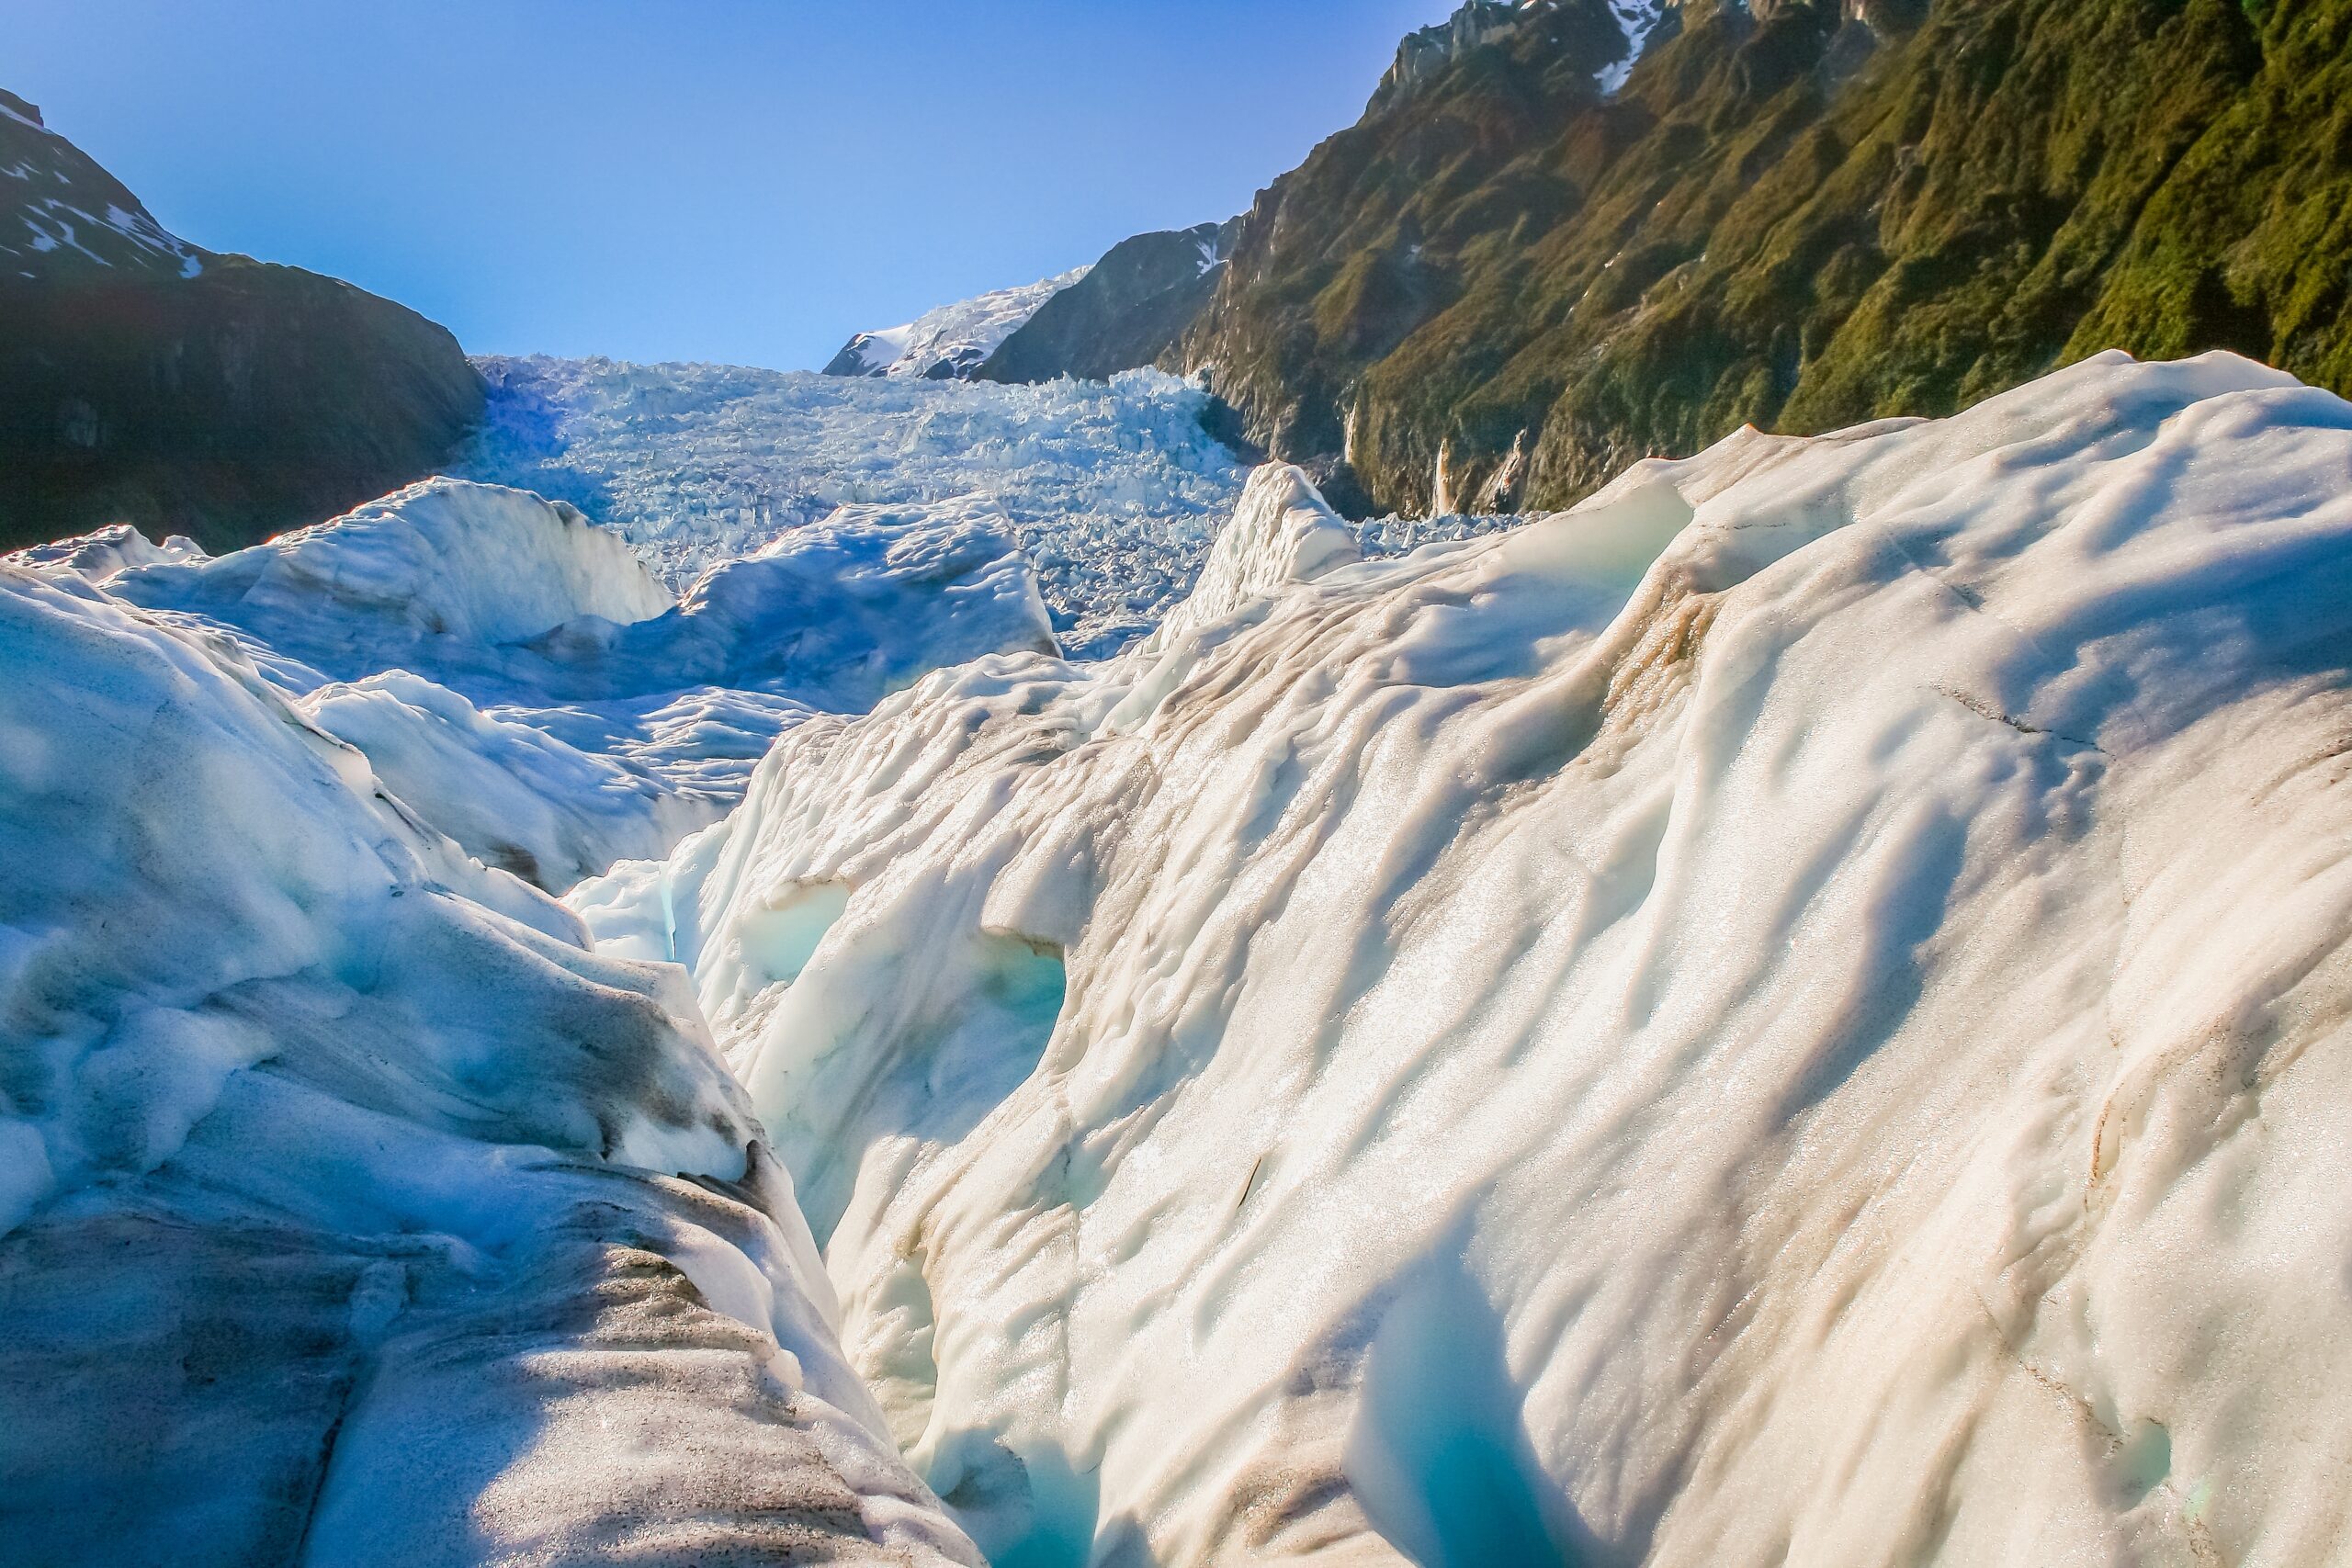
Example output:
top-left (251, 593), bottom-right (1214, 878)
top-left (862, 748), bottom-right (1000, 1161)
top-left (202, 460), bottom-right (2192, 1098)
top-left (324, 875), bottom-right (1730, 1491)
top-left (7, 349), bottom-right (2352, 1566)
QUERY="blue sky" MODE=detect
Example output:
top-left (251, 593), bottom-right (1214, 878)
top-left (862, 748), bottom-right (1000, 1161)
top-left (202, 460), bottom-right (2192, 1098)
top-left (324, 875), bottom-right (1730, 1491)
top-left (14, 2), bottom-right (1457, 368)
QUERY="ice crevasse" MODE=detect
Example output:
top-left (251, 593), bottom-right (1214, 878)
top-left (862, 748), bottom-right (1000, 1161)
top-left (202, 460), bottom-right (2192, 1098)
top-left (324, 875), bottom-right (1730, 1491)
top-left (575, 352), bottom-right (2352, 1566)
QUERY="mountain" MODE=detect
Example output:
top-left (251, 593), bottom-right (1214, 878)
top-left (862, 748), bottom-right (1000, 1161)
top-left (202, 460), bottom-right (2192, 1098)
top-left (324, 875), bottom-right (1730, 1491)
top-left (821, 267), bottom-right (1090, 381)
top-left (976, 220), bottom-right (1241, 385)
top-left (0, 90), bottom-right (483, 554)
top-left (1172, 0), bottom-right (2352, 515)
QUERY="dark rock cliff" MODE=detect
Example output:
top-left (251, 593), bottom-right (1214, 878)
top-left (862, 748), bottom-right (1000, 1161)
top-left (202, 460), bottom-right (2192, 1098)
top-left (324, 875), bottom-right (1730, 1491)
top-left (0, 90), bottom-right (483, 554)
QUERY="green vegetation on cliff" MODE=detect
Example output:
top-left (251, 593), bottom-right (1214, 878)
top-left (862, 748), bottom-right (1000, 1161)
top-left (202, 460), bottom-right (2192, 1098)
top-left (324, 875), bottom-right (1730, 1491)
top-left (1181, 0), bottom-right (2352, 515)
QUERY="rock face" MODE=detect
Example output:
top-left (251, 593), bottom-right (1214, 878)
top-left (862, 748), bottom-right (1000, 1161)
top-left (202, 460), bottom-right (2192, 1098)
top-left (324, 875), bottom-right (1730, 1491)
top-left (0, 90), bottom-right (483, 555)
top-left (977, 220), bottom-right (1243, 387)
top-left (1173, 0), bottom-right (2352, 517)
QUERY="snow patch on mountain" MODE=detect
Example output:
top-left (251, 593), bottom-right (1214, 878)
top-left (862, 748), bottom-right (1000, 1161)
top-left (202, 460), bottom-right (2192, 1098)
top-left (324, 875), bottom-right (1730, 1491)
top-left (1379, 1), bottom-right (1668, 103)
top-left (573, 351), bottom-right (2352, 1567)
top-left (823, 266), bottom-right (1091, 381)
top-left (0, 88), bottom-right (205, 279)
top-left (1600, 0), bottom-right (1669, 91)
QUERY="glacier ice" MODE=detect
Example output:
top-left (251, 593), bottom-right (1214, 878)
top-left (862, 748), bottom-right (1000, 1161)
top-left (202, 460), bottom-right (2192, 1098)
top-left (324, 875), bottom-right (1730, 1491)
top-left (462, 355), bottom-right (1250, 658)
top-left (0, 563), bottom-right (980, 1564)
top-left (55, 476), bottom-right (1061, 891)
top-left (17, 335), bottom-right (2352, 1564)
top-left (1144, 461), bottom-right (1359, 649)
top-left (573, 351), bottom-right (2352, 1565)
top-left (106, 475), bottom-right (676, 690)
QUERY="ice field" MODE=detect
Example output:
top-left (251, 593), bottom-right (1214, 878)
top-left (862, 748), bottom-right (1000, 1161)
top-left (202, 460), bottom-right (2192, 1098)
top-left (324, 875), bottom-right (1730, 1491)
top-left (9, 351), bottom-right (2352, 1563)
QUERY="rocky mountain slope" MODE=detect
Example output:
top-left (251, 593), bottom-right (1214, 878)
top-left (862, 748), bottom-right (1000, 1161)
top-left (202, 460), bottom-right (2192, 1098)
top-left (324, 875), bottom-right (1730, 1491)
top-left (977, 220), bottom-right (1241, 385)
top-left (0, 90), bottom-right (482, 554)
top-left (1162, 0), bottom-right (2352, 517)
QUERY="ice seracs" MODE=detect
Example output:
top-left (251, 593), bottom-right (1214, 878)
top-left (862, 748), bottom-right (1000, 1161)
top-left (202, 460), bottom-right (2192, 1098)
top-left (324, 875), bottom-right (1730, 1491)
top-left (462, 355), bottom-right (1248, 658)
top-left (63, 476), bottom-right (1065, 892)
top-left (574, 351), bottom-right (2352, 1566)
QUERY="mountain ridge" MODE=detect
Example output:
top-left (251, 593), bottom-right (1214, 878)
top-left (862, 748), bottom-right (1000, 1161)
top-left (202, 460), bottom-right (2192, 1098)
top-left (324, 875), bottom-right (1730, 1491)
top-left (0, 91), bottom-right (484, 555)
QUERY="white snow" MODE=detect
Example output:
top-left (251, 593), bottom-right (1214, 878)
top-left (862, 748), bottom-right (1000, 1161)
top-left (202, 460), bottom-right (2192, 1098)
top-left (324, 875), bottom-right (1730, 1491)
top-left (462, 355), bottom-right (1249, 658)
top-left (831, 266), bottom-right (1090, 380)
top-left (571, 351), bottom-right (2352, 1566)
top-left (1600, 0), bottom-right (1668, 92)
top-left (0, 562), bottom-right (980, 1564)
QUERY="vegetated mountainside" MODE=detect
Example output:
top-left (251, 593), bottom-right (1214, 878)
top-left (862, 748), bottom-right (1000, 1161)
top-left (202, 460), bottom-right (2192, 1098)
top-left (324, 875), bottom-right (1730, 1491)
top-left (0, 90), bottom-right (483, 554)
top-left (977, 220), bottom-right (1241, 385)
top-left (1177, 0), bottom-right (2352, 516)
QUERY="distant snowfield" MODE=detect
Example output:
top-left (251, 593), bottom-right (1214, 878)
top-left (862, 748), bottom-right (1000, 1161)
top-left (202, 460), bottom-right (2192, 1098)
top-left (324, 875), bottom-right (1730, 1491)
top-left (10, 349), bottom-right (2352, 1565)
top-left (462, 355), bottom-right (1249, 659)
top-left (824, 265), bottom-right (1091, 380)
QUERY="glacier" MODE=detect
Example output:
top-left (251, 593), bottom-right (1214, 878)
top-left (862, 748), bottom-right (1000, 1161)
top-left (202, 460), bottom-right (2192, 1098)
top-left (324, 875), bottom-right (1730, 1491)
top-left (40, 476), bottom-right (1058, 892)
top-left (10, 344), bottom-right (2352, 1565)
top-left (0, 563), bottom-right (982, 1564)
top-left (571, 351), bottom-right (2352, 1566)
top-left (461, 355), bottom-right (1250, 659)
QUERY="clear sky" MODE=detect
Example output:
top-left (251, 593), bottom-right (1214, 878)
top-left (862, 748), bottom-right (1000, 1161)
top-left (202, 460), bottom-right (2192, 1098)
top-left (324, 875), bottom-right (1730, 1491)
top-left (13, 2), bottom-right (1458, 369)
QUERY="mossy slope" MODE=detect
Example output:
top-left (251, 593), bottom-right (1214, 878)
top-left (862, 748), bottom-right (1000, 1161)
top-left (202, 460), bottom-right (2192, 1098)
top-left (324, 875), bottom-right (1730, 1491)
top-left (1180, 0), bottom-right (2352, 515)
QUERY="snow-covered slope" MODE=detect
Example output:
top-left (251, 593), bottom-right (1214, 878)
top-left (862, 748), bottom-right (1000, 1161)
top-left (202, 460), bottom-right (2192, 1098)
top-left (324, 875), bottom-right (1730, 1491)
top-left (0, 564), bottom-right (979, 1565)
top-left (0, 87), bottom-right (203, 280)
top-left (463, 355), bottom-right (1248, 657)
top-left (823, 267), bottom-right (1090, 381)
top-left (575, 351), bottom-right (2352, 1566)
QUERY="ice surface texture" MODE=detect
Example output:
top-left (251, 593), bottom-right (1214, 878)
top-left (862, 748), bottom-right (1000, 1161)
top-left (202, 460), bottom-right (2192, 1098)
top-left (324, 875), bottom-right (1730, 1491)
top-left (0, 566), bottom-right (979, 1563)
top-left (577, 352), bottom-right (2352, 1565)
top-left (73, 476), bottom-right (1057, 891)
top-left (462, 355), bottom-right (1249, 659)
